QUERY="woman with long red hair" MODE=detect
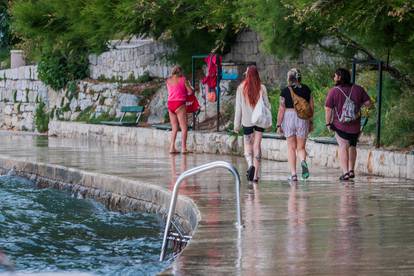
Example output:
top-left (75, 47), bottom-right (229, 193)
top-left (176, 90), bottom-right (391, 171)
top-left (234, 65), bottom-right (271, 182)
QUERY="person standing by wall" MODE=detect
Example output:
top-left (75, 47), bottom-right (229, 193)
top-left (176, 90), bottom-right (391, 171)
top-left (234, 65), bottom-right (271, 182)
top-left (276, 68), bottom-right (314, 181)
top-left (166, 66), bottom-right (193, 154)
top-left (325, 68), bottom-right (371, 180)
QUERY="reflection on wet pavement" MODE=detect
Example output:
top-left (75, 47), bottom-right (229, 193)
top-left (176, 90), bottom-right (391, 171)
top-left (0, 132), bottom-right (413, 275)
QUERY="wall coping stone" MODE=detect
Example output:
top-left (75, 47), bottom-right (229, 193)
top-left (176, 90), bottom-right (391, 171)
top-left (49, 121), bottom-right (414, 180)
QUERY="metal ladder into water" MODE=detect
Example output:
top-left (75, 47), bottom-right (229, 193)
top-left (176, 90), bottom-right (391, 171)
top-left (159, 161), bottom-right (244, 261)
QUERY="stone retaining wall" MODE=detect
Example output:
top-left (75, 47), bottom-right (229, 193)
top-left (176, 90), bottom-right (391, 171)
top-left (223, 30), bottom-right (338, 86)
top-left (0, 66), bottom-right (48, 130)
top-left (88, 39), bottom-right (173, 80)
top-left (49, 121), bottom-right (414, 180)
top-left (0, 155), bottom-right (200, 234)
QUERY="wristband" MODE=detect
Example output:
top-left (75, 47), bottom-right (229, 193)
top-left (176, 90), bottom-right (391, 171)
top-left (276, 125), bottom-right (281, 128)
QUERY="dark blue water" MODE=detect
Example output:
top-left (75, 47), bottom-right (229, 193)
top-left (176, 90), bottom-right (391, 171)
top-left (0, 175), bottom-right (169, 275)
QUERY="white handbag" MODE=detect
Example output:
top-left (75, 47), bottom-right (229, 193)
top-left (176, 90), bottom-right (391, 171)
top-left (252, 91), bottom-right (272, 128)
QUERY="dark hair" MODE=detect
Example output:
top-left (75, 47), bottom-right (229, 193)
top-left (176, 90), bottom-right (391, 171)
top-left (335, 68), bottom-right (351, 85)
top-left (243, 65), bottom-right (261, 107)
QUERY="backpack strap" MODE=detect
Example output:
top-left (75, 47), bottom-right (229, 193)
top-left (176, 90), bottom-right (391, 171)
top-left (335, 85), bottom-right (354, 99)
top-left (288, 86), bottom-right (296, 102)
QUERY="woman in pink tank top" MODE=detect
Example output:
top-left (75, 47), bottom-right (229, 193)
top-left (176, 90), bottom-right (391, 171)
top-left (166, 66), bottom-right (193, 154)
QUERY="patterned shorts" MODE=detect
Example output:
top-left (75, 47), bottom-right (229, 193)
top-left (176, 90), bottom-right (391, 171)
top-left (282, 110), bottom-right (310, 138)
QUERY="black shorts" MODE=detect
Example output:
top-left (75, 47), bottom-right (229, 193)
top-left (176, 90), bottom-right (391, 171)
top-left (243, 125), bottom-right (265, 135)
top-left (332, 125), bottom-right (360, 147)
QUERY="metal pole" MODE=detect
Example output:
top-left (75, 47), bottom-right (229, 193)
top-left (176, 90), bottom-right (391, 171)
top-left (160, 161), bottom-right (242, 261)
top-left (376, 60), bottom-right (383, 148)
top-left (191, 57), bottom-right (196, 130)
top-left (351, 59), bottom-right (356, 84)
top-left (216, 55), bottom-right (222, 132)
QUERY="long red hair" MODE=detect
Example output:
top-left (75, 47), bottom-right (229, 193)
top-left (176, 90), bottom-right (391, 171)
top-left (243, 65), bottom-right (261, 107)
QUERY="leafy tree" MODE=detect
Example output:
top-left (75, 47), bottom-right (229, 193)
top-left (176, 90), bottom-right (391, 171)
top-left (238, 0), bottom-right (414, 87)
top-left (11, 0), bottom-right (242, 81)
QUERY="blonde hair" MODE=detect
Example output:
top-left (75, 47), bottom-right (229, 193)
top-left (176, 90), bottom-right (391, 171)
top-left (287, 68), bottom-right (301, 86)
top-left (171, 66), bottom-right (183, 77)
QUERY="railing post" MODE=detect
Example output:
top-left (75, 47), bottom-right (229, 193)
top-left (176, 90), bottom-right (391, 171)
top-left (160, 161), bottom-right (242, 261)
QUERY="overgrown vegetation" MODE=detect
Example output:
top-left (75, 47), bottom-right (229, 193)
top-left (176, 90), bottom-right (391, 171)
top-left (34, 100), bottom-right (49, 132)
top-left (5, 0), bottom-right (414, 147)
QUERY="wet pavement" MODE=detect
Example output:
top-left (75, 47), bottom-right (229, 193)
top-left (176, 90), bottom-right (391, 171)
top-left (0, 131), bottom-right (414, 275)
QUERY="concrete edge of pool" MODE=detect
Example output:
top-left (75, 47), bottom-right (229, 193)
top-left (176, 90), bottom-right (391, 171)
top-left (0, 155), bottom-right (200, 275)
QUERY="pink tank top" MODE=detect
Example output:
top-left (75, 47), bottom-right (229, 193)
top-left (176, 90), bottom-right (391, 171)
top-left (167, 77), bottom-right (187, 102)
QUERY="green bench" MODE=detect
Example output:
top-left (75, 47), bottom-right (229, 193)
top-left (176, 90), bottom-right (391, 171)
top-left (100, 105), bottom-right (144, 126)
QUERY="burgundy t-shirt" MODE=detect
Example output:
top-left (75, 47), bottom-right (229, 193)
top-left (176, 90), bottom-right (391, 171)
top-left (325, 84), bottom-right (370, 134)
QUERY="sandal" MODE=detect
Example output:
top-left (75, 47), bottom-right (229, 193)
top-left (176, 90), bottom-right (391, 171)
top-left (253, 177), bottom-right (260, 183)
top-left (348, 170), bottom-right (355, 179)
top-left (301, 160), bottom-right (310, 179)
top-left (288, 174), bottom-right (298, 182)
top-left (246, 166), bottom-right (255, 182)
top-left (339, 173), bottom-right (350, 181)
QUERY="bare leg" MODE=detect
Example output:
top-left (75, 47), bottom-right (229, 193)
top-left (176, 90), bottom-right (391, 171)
top-left (348, 146), bottom-right (357, 171)
top-left (296, 136), bottom-right (307, 162)
top-left (243, 133), bottom-right (254, 167)
top-left (253, 131), bottom-right (263, 180)
top-left (169, 110), bottom-right (179, 153)
top-left (335, 133), bottom-right (350, 174)
top-left (176, 106), bottom-right (188, 153)
top-left (286, 136), bottom-right (297, 176)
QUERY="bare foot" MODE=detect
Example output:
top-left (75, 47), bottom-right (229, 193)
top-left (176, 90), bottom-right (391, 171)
top-left (181, 149), bottom-right (192, 154)
top-left (169, 148), bottom-right (179, 154)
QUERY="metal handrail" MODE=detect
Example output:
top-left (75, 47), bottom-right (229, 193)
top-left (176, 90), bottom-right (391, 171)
top-left (160, 161), bottom-right (243, 261)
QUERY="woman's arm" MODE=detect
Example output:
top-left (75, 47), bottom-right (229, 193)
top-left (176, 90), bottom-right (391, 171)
top-left (184, 79), bottom-right (194, 95)
top-left (262, 86), bottom-right (271, 109)
top-left (276, 96), bottom-right (285, 133)
top-left (234, 86), bottom-right (242, 132)
top-left (325, 106), bottom-right (333, 131)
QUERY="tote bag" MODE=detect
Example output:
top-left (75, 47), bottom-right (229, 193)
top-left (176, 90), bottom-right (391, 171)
top-left (252, 91), bottom-right (272, 128)
top-left (186, 94), bottom-right (200, 113)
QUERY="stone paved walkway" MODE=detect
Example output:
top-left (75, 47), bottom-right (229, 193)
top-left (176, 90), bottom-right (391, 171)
top-left (0, 132), bottom-right (413, 275)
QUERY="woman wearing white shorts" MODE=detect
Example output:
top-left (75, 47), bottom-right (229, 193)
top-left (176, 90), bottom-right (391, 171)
top-left (276, 68), bottom-right (314, 181)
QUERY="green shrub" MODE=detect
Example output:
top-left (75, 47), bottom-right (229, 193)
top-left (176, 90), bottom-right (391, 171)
top-left (34, 101), bottom-right (49, 132)
top-left (137, 71), bottom-right (152, 83)
top-left (12, 89), bottom-right (17, 102)
top-left (25, 88), bottom-right (29, 102)
top-left (37, 51), bottom-right (88, 90)
top-left (380, 92), bottom-right (414, 147)
top-left (75, 106), bottom-right (94, 122)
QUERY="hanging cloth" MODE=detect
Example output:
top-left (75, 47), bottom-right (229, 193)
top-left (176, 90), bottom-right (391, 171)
top-left (202, 54), bottom-right (222, 89)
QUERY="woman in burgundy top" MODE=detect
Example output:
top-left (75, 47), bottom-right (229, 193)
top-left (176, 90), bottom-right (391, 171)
top-left (325, 68), bottom-right (371, 180)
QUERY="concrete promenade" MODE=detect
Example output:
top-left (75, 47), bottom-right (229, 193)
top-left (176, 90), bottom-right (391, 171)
top-left (0, 131), bottom-right (413, 275)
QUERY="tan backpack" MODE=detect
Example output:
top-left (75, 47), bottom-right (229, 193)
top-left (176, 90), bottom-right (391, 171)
top-left (288, 86), bottom-right (313, 120)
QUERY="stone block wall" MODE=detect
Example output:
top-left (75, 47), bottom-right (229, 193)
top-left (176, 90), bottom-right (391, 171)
top-left (88, 39), bottom-right (173, 80)
top-left (0, 66), bottom-right (48, 130)
top-left (223, 30), bottom-right (337, 86)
